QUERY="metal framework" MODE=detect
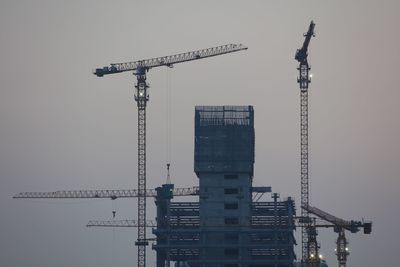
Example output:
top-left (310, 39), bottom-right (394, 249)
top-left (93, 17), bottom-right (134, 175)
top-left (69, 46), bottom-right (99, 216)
top-left (13, 186), bottom-right (200, 199)
top-left (299, 61), bottom-right (311, 261)
top-left (87, 220), bottom-right (157, 228)
top-left (134, 70), bottom-right (149, 266)
top-left (13, 186), bottom-right (270, 200)
top-left (295, 21), bottom-right (315, 262)
top-left (303, 204), bottom-right (372, 267)
top-left (93, 44), bottom-right (247, 77)
top-left (302, 204), bottom-right (360, 231)
top-left (336, 229), bottom-right (348, 267)
top-left (306, 220), bottom-right (320, 267)
top-left (151, 197), bottom-right (296, 267)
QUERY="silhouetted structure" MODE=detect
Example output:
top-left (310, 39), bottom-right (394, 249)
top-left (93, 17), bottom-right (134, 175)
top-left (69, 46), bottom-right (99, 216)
top-left (295, 20), bottom-right (315, 263)
top-left (153, 106), bottom-right (296, 267)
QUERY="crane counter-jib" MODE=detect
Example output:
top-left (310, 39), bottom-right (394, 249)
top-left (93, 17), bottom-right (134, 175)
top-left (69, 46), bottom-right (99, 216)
top-left (93, 43), bottom-right (248, 77)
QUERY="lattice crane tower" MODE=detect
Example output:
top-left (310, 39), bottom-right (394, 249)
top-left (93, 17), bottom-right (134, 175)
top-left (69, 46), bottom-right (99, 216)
top-left (295, 21), bottom-right (316, 262)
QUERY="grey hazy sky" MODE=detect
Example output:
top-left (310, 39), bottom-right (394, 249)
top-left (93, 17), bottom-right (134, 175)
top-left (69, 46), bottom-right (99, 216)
top-left (1, 0), bottom-right (399, 266)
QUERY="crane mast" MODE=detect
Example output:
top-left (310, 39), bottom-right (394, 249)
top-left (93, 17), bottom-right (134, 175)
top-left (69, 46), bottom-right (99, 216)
top-left (295, 21), bottom-right (315, 263)
top-left (134, 66), bottom-right (149, 266)
top-left (93, 44), bottom-right (247, 267)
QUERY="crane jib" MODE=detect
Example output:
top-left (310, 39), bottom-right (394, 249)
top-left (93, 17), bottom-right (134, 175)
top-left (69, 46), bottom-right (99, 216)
top-left (295, 21), bottom-right (315, 63)
top-left (93, 43), bottom-right (247, 77)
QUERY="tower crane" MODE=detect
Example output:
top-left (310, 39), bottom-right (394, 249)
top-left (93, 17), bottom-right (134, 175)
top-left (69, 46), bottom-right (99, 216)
top-left (92, 43), bottom-right (247, 267)
top-left (303, 204), bottom-right (372, 267)
top-left (295, 21), bottom-right (316, 264)
top-left (294, 22), bottom-right (371, 267)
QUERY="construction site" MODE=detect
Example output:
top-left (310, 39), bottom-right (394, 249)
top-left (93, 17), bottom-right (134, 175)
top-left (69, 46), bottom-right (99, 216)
top-left (11, 20), bottom-right (374, 267)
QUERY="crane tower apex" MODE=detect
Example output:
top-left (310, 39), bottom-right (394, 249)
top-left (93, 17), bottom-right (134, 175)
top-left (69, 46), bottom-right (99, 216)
top-left (295, 21), bottom-right (316, 63)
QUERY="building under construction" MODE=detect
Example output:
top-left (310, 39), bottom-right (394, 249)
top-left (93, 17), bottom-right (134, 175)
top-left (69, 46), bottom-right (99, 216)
top-left (13, 24), bottom-right (373, 266)
top-left (152, 106), bottom-right (296, 267)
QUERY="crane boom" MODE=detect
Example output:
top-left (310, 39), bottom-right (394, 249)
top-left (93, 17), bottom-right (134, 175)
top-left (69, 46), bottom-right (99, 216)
top-left (303, 204), bottom-right (352, 228)
top-left (13, 186), bottom-right (200, 199)
top-left (303, 204), bottom-right (371, 267)
top-left (13, 186), bottom-right (269, 200)
top-left (87, 220), bottom-right (157, 228)
top-left (93, 43), bottom-right (248, 77)
top-left (295, 21), bottom-right (315, 63)
top-left (302, 204), bottom-right (372, 234)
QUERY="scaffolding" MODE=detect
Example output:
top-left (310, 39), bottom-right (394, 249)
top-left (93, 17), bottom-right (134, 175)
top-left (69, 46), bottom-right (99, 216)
top-left (152, 186), bottom-right (296, 267)
top-left (194, 106), bottom-right (255, 176)
top-left (195, 106), bottom-right (254, 126)
top-left (153, 106), bottom-right (296, 267)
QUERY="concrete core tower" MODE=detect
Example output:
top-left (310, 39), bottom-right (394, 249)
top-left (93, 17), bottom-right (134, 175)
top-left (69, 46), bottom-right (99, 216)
top-left (153, 106), bottom-right (296, 267)
top-left (195, 106), bottom-right (255, 266)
